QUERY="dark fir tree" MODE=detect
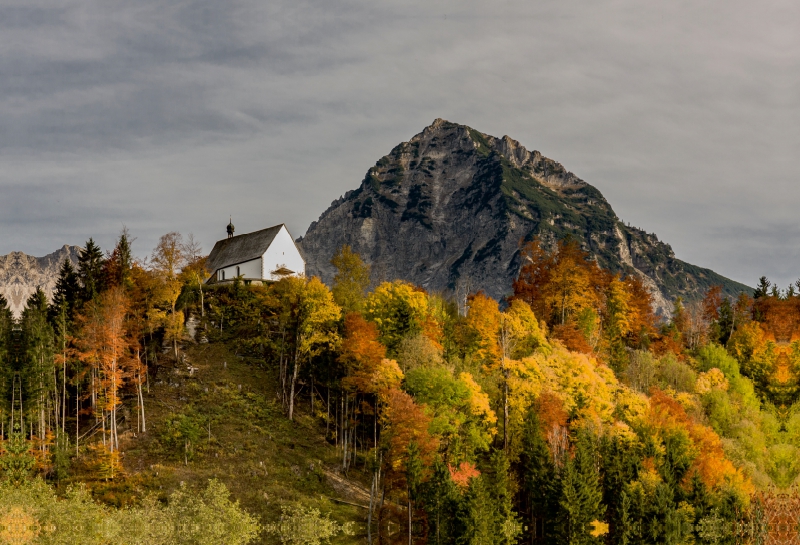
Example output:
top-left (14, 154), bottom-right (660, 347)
top-left (20, 289), bottom-right (56, 442)
top-left (77, 238), bottom-right (105, 303)
top-left (600, 435), bottom-right (639, 545)
top-left (102, 229), bottom-right (134, 289)
top-left (49, 259), bottom-right (80, 323)
top-left (717, 298), bottom-right (734, 346)
top-left (116, 228), bottom-right (134, 288)
top-left (752, 276), bottom-right (771, 299)
top-left (420, 461), bottom-right (459, 545)
top-left (521, 408), bottom-right (560, 544)
top-left (559, 430), bottom-right (604, 545)
top-left (488, 450), bottom-right (521, 544)
top-left (461, 472), bottom-right (496, 545)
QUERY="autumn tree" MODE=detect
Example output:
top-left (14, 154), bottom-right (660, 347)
top-left (331, 245), bottom-right (371, 313)
top-left (150, 232), bottom-right (187, 360)
top-left (179, 236), bottom-right (210, 319)
top-left (275, 276), bottom-right (341, 420)
top-left (603, 276), bottom-right (631, 369)
top-left (74, 287), bottom-right (136, 478)
top-left (364, 281), bottom-right (429, 353)
top-left (622, 275), bottom-right (657, 349)
top-left (382, 388), bottom-right (439, 544)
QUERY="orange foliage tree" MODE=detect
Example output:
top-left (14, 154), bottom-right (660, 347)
top-left (74, 286), bottom-right (137, 479)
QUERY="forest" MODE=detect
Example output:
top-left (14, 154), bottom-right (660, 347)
top-left (0, 231), bottom-right (799, 544)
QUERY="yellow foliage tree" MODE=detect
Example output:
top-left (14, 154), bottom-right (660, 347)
top-left (364, 281), bottom-right (429, 352)
top-left (277, 276), bottom-right (341, 421)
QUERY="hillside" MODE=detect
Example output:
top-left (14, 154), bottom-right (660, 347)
top-left (298, 119), bottom-right (751, 316)
top-left (82, 337), bottom-right (366, 543)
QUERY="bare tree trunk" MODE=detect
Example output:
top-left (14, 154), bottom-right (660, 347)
top-left (408, 486), bottom-right (412, 545)
top-left (342, 394), bottom-right (349, 471)
top-left (503, 372), bottom-right (509, 451)
top-left (278, 328), bottom-right (287, 407)
top-left (76, 382), bottom-right (80, 457)
top-left (62, 345), bottom-right (66, 437)
top-left (288, 350), bottom-right (300, 421)
top-left (368, 472), bottom-right (376, 544)
top-left (198, 275), bottom-right (205, 317)
top-left (378, 481), bottom-right (386, 545)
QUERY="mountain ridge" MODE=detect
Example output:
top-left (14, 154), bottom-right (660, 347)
top-left (0, 245), bottom-right (81, 317)
top-left (298, 119), bottom-right (751, 315)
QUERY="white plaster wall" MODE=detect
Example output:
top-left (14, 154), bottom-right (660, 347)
top-left (262, 225), bottom-right (306, 280)
top-left (216, 258), bottom-right (262, 281)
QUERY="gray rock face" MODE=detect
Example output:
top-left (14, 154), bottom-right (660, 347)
top-left (298, 119), bottom-right (750, 315)
top-left (0, 245), bottom-right (81, 317)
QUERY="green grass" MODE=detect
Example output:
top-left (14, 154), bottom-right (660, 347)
top-left (68, 341), bottom-right (369, 544)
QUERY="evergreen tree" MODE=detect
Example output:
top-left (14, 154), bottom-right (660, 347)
top-left (717, 298), bottom-right (734, 346)
top-left (600, 435), bottom-right (639, 545)
top-left (521, 408), bottom-right (560, 543)
top-left (0, 295), bottom-right (14, 411)
top-left (115, 228), bottom-right (133, 288)
top-left (488, 450), bottom-right (521, 544)
top-left (559, 430), bottom-right (605, 545)
top-left (49, 259), bottom-right (80, 323)
top-left (20, 289), bottom-right (56, 451)
top-left (77, 238), bottom-right (105, 303)
top-left (421, 461), bottom-right (460, 545)
top-left (102, 229), bottom-right (134, 289)
top-left (462, 473), bottom-right (496, 545)
top-left (617, 491), bottom-right (634, 545)
top-left (752, 276), bottom-right (771, 299)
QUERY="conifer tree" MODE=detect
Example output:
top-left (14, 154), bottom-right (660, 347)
top-left (753, 276), bottom-right (771, 299)
top-left (421, 461), bottom-right (459, 545)
top-left (559, 430), bottom-right (604, 545)
top-left (50, 259), bottom-right (80, 323)
top-left (115, 228), bottom-right (133, 289)
top-left (20, 289), bottom-right (56, 462)
top-left (600, 435), bottom-right (639, 545)
top-left (103, 229), bottom-right (134, 289)
top-left (521, 408), bottom-right (560, 543)
top-left (78, 238), bottom-right (105, 303)
top-left (462, 473), bottom-right (496, 545)
top-left (488, 450), bottom-right (521, 544)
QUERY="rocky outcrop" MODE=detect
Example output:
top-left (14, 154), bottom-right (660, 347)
top-left (298, 119), bottom-right (751, 316)
top-left (0, 246), bottom-right (81, 317)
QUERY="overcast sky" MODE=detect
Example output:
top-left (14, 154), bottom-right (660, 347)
top-left (3, 0), bottom-right (797, 288)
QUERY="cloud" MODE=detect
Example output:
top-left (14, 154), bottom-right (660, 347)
top-left (1, 0), bottom-right (798, 287)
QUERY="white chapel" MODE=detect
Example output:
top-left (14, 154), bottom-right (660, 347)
top-left (206, 220), bottom-right (305, 284)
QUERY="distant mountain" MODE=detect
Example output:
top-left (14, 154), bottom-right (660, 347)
top-left (0, 246), bottom-right (81, 317)
top-left (298, 119), bottom-right (751, 316)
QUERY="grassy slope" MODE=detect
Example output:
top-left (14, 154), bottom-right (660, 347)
top-left (69, 340), bottom-right (368, 544)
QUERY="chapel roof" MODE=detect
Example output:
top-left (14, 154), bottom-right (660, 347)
top-left (206, 224), bottom-right (284, 273)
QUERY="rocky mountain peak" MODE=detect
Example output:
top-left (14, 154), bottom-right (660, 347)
top-left (0, 245), bottom-right (81, 318)
top-left (298, 120), bottom-right (750, 315)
